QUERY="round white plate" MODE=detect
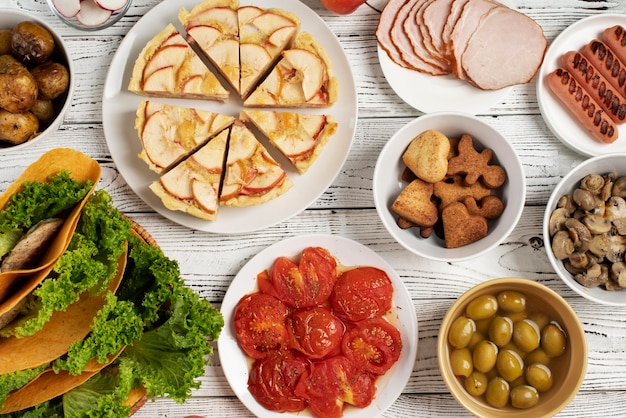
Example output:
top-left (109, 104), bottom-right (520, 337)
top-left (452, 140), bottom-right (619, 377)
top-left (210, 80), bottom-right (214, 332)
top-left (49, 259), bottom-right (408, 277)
top-left (218, 234), bottom-right (418, 418)
top-left (102, 0), bottom-right (357, 234)
top-left (377, 45), bottom-right (512, 114)
top-left (537, 14), bottom-right (626, 157)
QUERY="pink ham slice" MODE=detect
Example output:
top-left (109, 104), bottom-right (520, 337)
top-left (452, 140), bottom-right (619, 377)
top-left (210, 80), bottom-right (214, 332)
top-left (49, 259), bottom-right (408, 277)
top-left (422, 0), bottom-right (455, 62)
top-left (441, 0), bottom-right (471, 60)
top-left (449, 0), bottom-right (500, 78)
top-left (376, 0), bottom-right (411, 69)
top-left (405, 0), bottom-right (451, 73)
top-left (461, 5), bottom-right (547, 90)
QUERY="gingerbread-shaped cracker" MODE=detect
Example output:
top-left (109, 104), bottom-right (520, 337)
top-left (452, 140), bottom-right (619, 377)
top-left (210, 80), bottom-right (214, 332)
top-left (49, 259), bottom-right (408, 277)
top-left (447, 134), bottom-right (506, 188)
top-left (462, 195), bottom-right (505, 219)
top-left (433, 175), bottom-right (492, 208)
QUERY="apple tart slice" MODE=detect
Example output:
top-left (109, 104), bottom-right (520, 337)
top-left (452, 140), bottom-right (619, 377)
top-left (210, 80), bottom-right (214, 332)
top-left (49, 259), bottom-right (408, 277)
top-left (238, 5), bottom-right (300, 99)
top-left (135, 100), bottom-right (235, 173)
top-left (220, 120), bottom-right (293, 207)
top-left (179, 0), bottom-right (240, 94)
top-left (149, 129), bottom-right (229, 221)
top-left (243, 32), bottom-right (339, 108)
top-left (240, 109), bottom-right (337, 174)
top-left (128, 23), bottom-right (229, 101)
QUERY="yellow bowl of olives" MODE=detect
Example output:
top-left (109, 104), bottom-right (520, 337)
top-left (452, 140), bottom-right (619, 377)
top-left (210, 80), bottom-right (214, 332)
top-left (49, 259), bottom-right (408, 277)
top-left (438, 277), bottom-right (587, 417)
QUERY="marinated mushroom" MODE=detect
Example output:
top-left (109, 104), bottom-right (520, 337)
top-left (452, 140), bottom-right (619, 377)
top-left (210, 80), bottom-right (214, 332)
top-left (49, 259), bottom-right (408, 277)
top-left (549, 172), bottom-right (626, 291)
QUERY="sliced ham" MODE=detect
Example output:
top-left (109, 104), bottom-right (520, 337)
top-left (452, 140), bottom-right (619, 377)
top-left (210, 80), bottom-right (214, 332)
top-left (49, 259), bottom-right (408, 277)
top-left (461, 5), bottom-right (547, 90)
top-left (376, 0), bottom-right (411, 68)
top-left (449, 0), bottom-right (500, 78)
top-left (422, 0), bottom-right (455, 61)
top-left (405, 0), bottom-right (451, 73)
top-left (441, 0), bottom-right (470, 58)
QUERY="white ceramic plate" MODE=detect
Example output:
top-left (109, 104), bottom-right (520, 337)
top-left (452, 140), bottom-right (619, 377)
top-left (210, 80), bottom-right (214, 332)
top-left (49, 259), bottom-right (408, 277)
top-left (377, 45), bottom-right (512, 114)
top-left (218, 234), bottom-right (418, 418)
top-left (537, 14), bottom-right (626, 157)
top-left (102, 0), bottom-right (357, 234)
top-left (373, 112), bottom-right (526, 262)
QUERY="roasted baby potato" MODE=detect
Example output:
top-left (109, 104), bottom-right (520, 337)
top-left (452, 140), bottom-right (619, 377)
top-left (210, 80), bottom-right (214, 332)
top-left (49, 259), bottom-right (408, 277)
top-left (0, 54), bottom-right (38, 113)
top-left (0, 29), bottom-right (11, 55)
top-left (0, 109), bottom-right (39, 144)
top-left (29, 99), bottom-right (55, 123)
top-left (30, 61), bottom-right (69, 100)
top-left (11, 21), bottom-right (54, 64)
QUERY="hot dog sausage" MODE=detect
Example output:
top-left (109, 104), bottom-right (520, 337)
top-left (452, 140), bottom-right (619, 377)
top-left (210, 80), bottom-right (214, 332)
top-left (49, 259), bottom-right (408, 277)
top-left (561, 50), bottom-right (626, 124)
top-left (602, 25), bottom-right (626, 66)
top-left (547, 68), bottom-right (618, 144)
top-left (581, 40), bottom-right (626, 97)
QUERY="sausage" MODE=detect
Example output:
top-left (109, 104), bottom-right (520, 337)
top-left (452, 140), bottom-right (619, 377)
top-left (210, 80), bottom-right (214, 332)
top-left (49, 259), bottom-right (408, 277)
top-left (581, 40), bottom-right (626, 97)
top-left (561, 50), bottom-right (626, 124)
top-left (546, 68), bottom-right (618, 144)
top-left (602, 25), bottom-right (626, 66)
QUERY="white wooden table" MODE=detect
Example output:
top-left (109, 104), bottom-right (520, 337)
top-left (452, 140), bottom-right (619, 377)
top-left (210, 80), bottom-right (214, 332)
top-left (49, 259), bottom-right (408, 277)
top-left (2, 0), bottom-right (626, 416)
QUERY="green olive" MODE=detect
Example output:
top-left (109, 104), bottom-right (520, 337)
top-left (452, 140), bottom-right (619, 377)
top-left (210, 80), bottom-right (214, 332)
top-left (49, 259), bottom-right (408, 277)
top-left (541, 322), bottom-right (567, 358)
top-left (448, 316), bottom-right (476, 349)
top-left (497, 291), bottom-right (526, 313)
top-left (510, 385), bottom-right (539, 409)
top-left (450, 348), bottom-right (473, 378)
top-left (513, 319), bottom-right (541, 352)
top-left (466, 295), bottom-right (498, 320)
top-left (496, 349), bottom-right (524, 382)
top-left (464, 371), bottom-right (488, 397)
top-left (467, 331), bottom-right (485, 350)
top-left (526, 363), bottom-right (553, 392)
top-left (473, 340), bottom-right (498, 373)
top-left (489, 316), bottom-right (513, 347)
top-left (525, 348), bottom-right (551, 366)
top-left (485, 376), bottom-right (510, 408)
top-left (475, 318), bottom-right (492, 335)
top-left (529, 312), bottom-right (550, 331)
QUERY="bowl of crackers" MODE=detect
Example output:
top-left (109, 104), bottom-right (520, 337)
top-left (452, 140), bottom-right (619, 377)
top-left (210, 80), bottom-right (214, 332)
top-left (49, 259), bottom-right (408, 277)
top-left (373, 112), bottom-right (525, 262)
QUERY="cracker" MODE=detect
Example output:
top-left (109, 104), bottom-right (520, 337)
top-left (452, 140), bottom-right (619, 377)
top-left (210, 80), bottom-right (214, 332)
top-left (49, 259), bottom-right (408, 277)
top-left (391, 179), bottom-right (438, 227)
top-left (447, 134), bottom-right (507, 188)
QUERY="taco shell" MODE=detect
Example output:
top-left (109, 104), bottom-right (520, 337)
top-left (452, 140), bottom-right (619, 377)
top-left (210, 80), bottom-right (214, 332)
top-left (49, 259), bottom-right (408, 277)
top-left (0, 148), bottom-right (101, 302)
top-left (0, 241), bottom-right (128, 374)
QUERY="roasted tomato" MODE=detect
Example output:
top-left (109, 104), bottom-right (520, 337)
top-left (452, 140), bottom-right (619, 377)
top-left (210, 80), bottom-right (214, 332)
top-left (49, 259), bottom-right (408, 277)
top-left (287, 306), bottom-right (345, 359)
top-left (234, 293), bottom-right (289, 359)
top-left (330, 266), bottom-right (393, 322)
top-left (259, 247), bottom-right (337, 308)
top-left (295, 356), bottom-right (375, 418)
top-left (248, 350), bottom-right (309, 412)
top-left (342, 318), bottom-right (402, 375)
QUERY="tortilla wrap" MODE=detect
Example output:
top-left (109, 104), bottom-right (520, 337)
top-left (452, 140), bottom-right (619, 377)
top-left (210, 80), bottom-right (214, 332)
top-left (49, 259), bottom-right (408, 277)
top-left (0, 241), bottom-right (128, 374)
top-left (0, 148), bottom-right (101, 301)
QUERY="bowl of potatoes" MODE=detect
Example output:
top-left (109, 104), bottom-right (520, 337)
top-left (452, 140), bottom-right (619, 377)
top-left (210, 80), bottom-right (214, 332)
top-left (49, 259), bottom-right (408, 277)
top-left (0, 8), bottom-right (73, 151)
top-left (438, 277), bottom-right (587, 417)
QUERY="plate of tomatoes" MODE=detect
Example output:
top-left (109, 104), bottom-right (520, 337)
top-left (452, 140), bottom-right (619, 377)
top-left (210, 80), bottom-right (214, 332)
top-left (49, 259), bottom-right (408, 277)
top-left (218, 234), bottom-right (418, 418)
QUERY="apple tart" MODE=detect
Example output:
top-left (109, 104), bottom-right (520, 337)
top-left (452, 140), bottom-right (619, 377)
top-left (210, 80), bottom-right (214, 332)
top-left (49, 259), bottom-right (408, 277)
top-left (128, 23), bottom-right (230, 101)
top-left (149, 129), bottom-right (229, 221)
top-left (239, 109), bottom-right (337, 174)
top-left (135, 100), bottom-right (235, 173)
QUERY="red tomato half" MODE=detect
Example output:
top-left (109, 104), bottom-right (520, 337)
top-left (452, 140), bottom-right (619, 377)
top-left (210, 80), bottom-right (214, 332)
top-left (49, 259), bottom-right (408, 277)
top-left (295, 356), bottom-right (376, 418)
top-left (287, 307), bottom-right (345, 359)
top-left (234, 293), bottom-right (289, 359)
top-left (342, 318), bottom-right (402, 375)
top-left (248, 350), bottom-right (309, 412)
top-left (330, 266), bottom-right (393, 322)
top-left (262, 247), bottom-right (338, 308)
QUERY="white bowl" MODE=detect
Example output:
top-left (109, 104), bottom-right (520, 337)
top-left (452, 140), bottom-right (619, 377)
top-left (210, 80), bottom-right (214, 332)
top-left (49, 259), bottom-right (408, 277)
top-left (543, 153), bottom-right (626, 306)
top-left (0, 8), bottom-right (74, 153)
top-left (46, 0), bottom-right (133, 32)
top-left (373, 112), bottom-right (526, 262)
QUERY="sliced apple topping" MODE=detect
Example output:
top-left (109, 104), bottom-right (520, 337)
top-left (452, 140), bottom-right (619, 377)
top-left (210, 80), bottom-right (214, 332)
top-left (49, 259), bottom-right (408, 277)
top-left (141, 111), bottom-right (186, 170)
top-left (282, 49), bottom-right (325, 102)
top-left (142, 66), bottom-right (176, 93)
top-left (160, 163), bottom-right (194, 201)
top-left (192, 179), bottom-right (219, 214)
top-left (142, 45), bottom-right (187, 80)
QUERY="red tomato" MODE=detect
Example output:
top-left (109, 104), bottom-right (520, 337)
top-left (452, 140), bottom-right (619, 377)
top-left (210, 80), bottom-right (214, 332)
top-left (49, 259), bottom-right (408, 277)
top-left (262, 247), bottom-right (338, 308)
top-left (248, 350), bottom-right (309, 412)
top-left (234, 293), bottom-right (289, 359)
top-left (342, 318), bottom-right (402, 375)
top-left (330, 266), bottom-right (393, 322)
top-left (295, 356), bottom-right (375, 418)
top-left (287, 307), bottom-right (345, 359)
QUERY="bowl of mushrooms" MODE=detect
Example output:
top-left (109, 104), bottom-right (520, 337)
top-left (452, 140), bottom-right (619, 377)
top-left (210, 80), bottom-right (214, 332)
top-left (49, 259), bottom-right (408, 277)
top-left (544, 153), bottom-right (626, 306)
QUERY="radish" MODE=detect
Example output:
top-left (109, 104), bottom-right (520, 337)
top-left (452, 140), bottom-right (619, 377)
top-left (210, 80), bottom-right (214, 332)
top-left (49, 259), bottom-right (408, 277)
top-left (52, 0), bottom-right (81, 18)
top-left (93, 0), bottom-right (128, 11)
top-left (76, 0), bottom-right (113, 27)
